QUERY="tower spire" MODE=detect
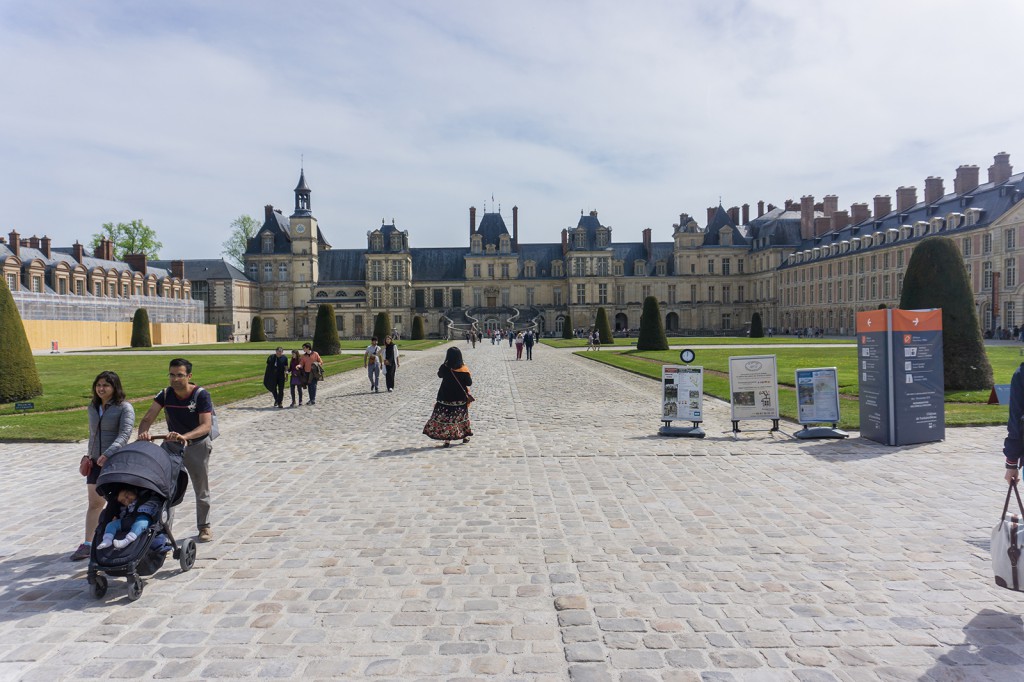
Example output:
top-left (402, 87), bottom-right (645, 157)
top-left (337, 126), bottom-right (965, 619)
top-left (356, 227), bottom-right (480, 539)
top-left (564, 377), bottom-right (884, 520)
top-left (293, 167), bottom-right (311, 217)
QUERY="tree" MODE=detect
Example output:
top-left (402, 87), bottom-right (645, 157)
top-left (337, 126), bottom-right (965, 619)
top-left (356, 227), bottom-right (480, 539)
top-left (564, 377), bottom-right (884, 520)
top-left (412, 315), bottom-right (425, 340)
top-left (92, 219), bottom-right (162, 260)
top-left (594, 307), bottom-right (614, 345)
top-left (750, 312), bottom-right (764, 338)
top-left (373, 312), bottom-right (392, 341)
top-left (251, 316), bottom-right (266, 342)
top-left (313, 304), bottom-right (340, 355)
top-left (637, 296), bottom-right (669, 351)
top-left (899, 235), bottom-right (993, 390)
top-left (131, 308), bottom-right (152, 348)
top-left (0, 278), bottom-right (43, 403)
top-left (562, 314), bottom-right (574, 339)
top-left (221, 215), bottom-right (262, 269)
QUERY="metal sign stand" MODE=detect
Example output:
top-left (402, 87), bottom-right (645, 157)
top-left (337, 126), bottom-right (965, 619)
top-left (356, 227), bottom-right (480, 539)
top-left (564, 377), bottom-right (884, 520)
top-left (658, 350), bottom-right (705, 438)
top-left (794, 424), bottom-right (848, 439)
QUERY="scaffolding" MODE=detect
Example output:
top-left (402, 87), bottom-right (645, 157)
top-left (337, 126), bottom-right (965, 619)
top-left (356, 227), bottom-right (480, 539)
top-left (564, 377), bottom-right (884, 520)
top-left (12, 291), bottom-right (205, 324)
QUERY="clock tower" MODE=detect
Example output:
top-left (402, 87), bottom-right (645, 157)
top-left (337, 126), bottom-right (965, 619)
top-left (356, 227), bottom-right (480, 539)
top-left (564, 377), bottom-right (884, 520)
top-left (289, 168), bottom-right (320, 285)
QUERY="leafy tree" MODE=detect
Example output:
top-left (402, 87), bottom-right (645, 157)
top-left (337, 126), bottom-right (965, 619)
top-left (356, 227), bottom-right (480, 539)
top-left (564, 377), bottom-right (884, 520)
top-left (221, 215), bottom-right (262, 269)
top-left (637, 296), bottom-right (668, 351)
top-left (251, 316), bottom-right (266, 342)
top-left (313, 304), bottom-right (340, 355)
top-left (91, 219), bottom-right (162, 260)
top-left (412, 315), bottom-right (425, 340)
top-left (594, 307), bottom-right (614, 345)
top-left (899, 235), bottom-right (993, 390)
top-left (562, 314), bottom-right (574, 339)
top-left (373, 312), bottom-right (392, 341)
top-left (0, 278), bottom-right (43, 403)
top-left (131, 308), bottom-right (152, 348)
top-left (877, 303), bottom-right (887, 309)
top-left (749, 312), bottom-right (764, 338)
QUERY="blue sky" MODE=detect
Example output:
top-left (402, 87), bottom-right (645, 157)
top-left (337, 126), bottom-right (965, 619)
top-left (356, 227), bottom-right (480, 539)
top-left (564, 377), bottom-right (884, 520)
top-left (1, 0), bottom-right (1021, 258)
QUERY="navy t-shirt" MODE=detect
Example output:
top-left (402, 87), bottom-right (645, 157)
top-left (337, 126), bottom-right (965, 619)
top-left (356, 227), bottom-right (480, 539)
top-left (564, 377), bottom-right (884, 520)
top-left (155, 386), bottom-right (213, 435)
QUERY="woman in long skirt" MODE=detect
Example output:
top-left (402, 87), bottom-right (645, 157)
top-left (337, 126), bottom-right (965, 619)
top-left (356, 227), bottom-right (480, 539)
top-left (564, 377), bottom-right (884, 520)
top-left (423, 346), bottom-right (473, 447)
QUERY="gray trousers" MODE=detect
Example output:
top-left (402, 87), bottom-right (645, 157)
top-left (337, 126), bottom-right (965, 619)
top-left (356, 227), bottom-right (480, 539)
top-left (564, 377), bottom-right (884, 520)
top-left (170, 437), bottom-right (212, 532)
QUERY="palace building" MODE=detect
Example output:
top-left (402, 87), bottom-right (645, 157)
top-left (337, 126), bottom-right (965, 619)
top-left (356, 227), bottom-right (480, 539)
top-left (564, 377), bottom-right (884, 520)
top-left (239, 152), bottom-right (1024, 339)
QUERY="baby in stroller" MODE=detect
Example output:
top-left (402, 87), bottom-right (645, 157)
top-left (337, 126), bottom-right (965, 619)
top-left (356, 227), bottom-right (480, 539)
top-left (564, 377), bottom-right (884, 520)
top-left (88, 439), bottom-right (197, 601)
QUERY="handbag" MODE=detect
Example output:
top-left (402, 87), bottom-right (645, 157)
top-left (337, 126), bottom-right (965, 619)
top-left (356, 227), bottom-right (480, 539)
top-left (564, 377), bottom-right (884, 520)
top-left (448, 367), bottom-right (475, 403)
top-left (991, 481), bottom-right (1024, 591)
top-left (80, 456), bottom-right (93, 477)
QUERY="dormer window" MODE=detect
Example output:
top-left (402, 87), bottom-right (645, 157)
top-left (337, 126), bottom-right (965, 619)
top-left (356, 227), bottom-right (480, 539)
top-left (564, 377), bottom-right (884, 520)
top-left (656, 261), bottom-right (666, 276)
top-left (391, 233), bottom-right (403, 251)
top-left (596, 228), bottom-right (609, 247)
top-left (634, 259), bottom-right (646, 275)
top-left (471, 235), bottom-right (483, 254)
top-left (574, 231), bottom-right (586, 248)
top-left (370, 233), bottom-right (384, 251)
top-left (262, 233), bottom-right (274, 254)
top-left (499, 234), bottom-right (511, 254)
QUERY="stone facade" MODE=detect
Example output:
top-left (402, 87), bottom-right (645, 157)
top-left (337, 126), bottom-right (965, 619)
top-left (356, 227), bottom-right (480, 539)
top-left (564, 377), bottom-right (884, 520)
top-left (242, 152), bottom-right (1024, 339)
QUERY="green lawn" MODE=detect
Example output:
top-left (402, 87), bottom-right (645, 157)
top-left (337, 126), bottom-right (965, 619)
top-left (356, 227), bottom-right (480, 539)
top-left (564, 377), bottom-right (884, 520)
top-left (541, 336), bottom-right (852, 349)
top-left (579, 344), bottom-right (1021, 429)
top-left (81, 339), bottom-right (446, 352)
top-left (0, 353), bottom-right (363, 442)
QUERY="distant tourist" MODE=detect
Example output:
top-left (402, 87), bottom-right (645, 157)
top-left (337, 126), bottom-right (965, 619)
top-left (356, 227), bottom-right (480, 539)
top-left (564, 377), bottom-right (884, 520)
top-left (364, 336), bottom-right (384, 392)
top-left (300, 343), bottom-right (323, 405)
top-left (423, 347), bottom-right (474, 448)
top-left (71, 371), bottom-right (135, 561)
top-left (383, 335), bottom-right (400, 392)
top-left (515, 332), bottom-right (524, 360)
top-left (264, 347), bottom-right (288, 408)
top-left (137, 358), bottom-right (215, 543)
top-left (288, 349), bottom-right (305, 407)
top-left (523, 330), bottom-right (535, 360)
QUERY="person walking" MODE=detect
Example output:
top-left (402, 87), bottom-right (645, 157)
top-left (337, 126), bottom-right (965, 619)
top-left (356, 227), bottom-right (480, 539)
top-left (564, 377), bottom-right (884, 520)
top-left (524, 329), bottom-right (535, 360)
top-left (137, 358), bottom-right (215, 543)
top-left (515, 332), bottom-right (524, 360)
top-left (593, 329), bottom-right (601, 351)
top-left (508, 330), bottom-right (515, 348)
top-left (288, 349), bottom-right (305, 407)
top-left (300, 343), bottom-right (323, 405)
top-left (383, 335), bottom-right (400, 392)
top-left (364, 336), bottom-right (384, 392)
top-left (70, 371), bottom-right (135, 561)
top-left (264, 347), bottom-right (288, 408)
top-left (423, 347), bottom-right (474, 448)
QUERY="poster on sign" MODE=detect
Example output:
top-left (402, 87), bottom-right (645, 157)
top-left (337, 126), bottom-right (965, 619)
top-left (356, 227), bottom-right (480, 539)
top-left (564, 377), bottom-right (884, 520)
top-left (795, 367), bottom-right (841, 424)
top-left (728, 355), bottom-right (779, 422)
top-left (662, 365), bottom-right (703, 422)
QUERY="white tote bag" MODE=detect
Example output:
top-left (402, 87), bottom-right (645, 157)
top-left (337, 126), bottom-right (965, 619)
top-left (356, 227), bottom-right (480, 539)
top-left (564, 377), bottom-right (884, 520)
top-left (991, 482), bottom-right (1024, 591)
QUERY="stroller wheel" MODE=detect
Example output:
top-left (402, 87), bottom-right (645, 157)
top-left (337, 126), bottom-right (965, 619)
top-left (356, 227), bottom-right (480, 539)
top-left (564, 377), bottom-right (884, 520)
top-left (127, 576), bottom-right (143, 601)
top-left (91, 574), bottom-right (108, 599)
top-left (179, 538), bottom-right (197, 572)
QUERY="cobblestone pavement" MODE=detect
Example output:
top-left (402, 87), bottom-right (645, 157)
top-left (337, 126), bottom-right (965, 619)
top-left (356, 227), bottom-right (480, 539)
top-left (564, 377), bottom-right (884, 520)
top-left (1, 340), bottom-right (1020, 681)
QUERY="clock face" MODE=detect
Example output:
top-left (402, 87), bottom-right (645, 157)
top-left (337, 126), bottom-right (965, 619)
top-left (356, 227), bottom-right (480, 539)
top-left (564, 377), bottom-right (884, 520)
top-left (680, 349), bottom-right (695, 364)
top-left (295, 224), bottom-right (306, 234)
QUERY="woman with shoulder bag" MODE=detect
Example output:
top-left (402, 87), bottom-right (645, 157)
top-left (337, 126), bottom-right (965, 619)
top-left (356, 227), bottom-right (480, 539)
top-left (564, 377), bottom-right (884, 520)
top-left (422, 346), bottom-right (474, 448)
top-left (383, 336), bottom-right (400, 392)
top-left (70, 371), bottom-right (135, 561)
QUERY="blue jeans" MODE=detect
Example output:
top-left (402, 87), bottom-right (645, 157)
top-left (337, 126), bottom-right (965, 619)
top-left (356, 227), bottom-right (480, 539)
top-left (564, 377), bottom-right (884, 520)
top-left (367, 364), bottom-right (380, 390)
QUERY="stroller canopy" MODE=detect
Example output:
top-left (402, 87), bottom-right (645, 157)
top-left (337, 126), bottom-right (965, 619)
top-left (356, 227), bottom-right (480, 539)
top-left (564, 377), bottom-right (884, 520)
top-left (96, 440), bottom-right (183, 499)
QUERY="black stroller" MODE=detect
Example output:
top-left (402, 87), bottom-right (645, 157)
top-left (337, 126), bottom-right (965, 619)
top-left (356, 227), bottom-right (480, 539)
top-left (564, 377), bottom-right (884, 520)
top-left (87, 439), bottom-right (197, 601)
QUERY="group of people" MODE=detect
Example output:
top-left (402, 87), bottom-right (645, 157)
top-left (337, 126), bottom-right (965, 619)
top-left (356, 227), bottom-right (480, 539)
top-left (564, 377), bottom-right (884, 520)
top-left (264, 343), bottom-right (324, 408)
top-left (71, 359), bottom-right (216, 561)
top-left (363, 336), bottom-right (400, 393)
top-left (584, 329), bottom-right (602, 351)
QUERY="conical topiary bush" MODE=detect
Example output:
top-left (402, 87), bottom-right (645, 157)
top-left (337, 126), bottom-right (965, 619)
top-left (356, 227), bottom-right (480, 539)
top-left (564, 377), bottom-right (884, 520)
top-left (562, 314), bottom-right (574, 339)
top-left (595, 307), bottom-right (614, 345)
top-left (749, 311), bottom-right (764, 338)
top-left (251, 315), bottom-right (266, 342)
top-left (0, 278), bottom-right (43, 403)
top-left (637, 296), bottom-right (668, 351)
top-left (131, 307), bottom-right (152, 347)
top-left (313, 303), bottom-right (340, 355)
top-left (412, 315), bottom-right (425, 340)
top-left (373, 312), bottom-right (392, 341)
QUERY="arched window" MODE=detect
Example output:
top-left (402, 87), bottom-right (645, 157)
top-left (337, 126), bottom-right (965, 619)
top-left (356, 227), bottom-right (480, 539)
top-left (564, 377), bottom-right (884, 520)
top-left (336, 290), bottom-right (347, 297)
top-left (316, 291), bottom-right (328, 298)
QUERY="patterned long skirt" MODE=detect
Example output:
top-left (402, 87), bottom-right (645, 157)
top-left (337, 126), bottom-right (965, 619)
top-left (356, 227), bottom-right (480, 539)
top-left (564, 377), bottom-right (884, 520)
top-left (423, 400), bottom-right (473, 441)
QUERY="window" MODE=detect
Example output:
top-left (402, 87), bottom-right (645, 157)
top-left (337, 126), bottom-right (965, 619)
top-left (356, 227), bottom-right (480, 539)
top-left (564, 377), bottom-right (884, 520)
top-left (501, 264), bottom-right (509, 278)
top-left (897, 250), bottom-right (904, 268)
top-left (983, 261), bottom-right (993, 290)
top-left (263, 291), bottom-right (274, 308)
top-left (248, 263), bottom-right (257, 280)
top-left (896, 273), bottom-right (904, 296)
top-left (262, 234), bottom-right (274, 254)
top-left (392, 233), bottom-right (403, 251)
top-left (668, 285), bottom-right (676, 304)
top-left (576, 283), bottom-right (586, 304)
top-left (690, 284), bottom-right (697, 302)
top-left (59, 279), bottom-right (68, 295)
top-left (263, 264), bottom-right (272, 282)
top-left (76, 280), bottom-right (84, 296)
top-left (615, 285), bottom-right (624, 304)
top-left (1007, 301), bottom-right (1016, 329)
top-left (870, 277), bottom-right (877, 299)
top-left (613, 262), bottom-right (623, 276)
top-left (278, 263), bottom-right (288, 281)
top-left (573, 259), bottom-right (585, 277)
top-left (552, 261), bottom-right (563, 277)
top-left (1007, 229), bottom-right (1017, 251)
top-left (392, 287), bottom-right (403, 307)
top-left (451, 290), bottom-right (462, 307)
top-left (553, 288), bottom-right (562, 306)
top-left (883, 275), bottom-right (891, 299)
top-left (737, 285), bottom-right (744, 302)
top-left (279, 292), bottom-right (288, 308)
top-left (524, 263), bottom-right (535, 278)
top-left (501, 289), bottom-right (510, 306)
top-left (722, 258), bottom-right (731, 276)
top-left (487, 264), bottom-right (494, 278)
top-left (370, 261), bottom-right (383, 280)
top-left (472, 264), bottom-right (481, 278)
top-left (983, 233), bottom-right (992, 254)
top-left (707, 260), bottom-right (714, 274)
top-left (722, 285), bottom-right (730, 302)
top-left (121, 283), bottom-right (129, 297)
top-left (721, 314), bottom-right (731, 330)
top-left (708, 285), bottom-right (715, 302)
top-left (642, 285), bottom-right (652, 299)
top-left (31, 276), bottom-right (42, 293)
top-left (108, 282), bottom-right (116, 297)
top-left (656, 262), bottom-right (666, 276)
top-left (5, 273), bottom-right (14, 291)
top-left (962, 237), bottom-right (972, 257)
top-left (598, 283), bottom-right (608, 304)
top-left (371, 287), bottom-right (382, 307)
top-left (526, 288), bottom-right (535, 305)
top-left (737, 259), bottom-right (744, 274)
top-left (391, 261), bottom-right (405, 280)
top-left (1008, 258), bottom-right (1017, 288)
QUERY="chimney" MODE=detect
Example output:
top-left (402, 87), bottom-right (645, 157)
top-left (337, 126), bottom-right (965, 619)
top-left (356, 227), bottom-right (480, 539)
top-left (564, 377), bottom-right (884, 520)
top-left (124, 253), bottom-right (147, 277)
top-left (896, 186), bottom-right (918, 213)
top-left (954, 165), bottom-right (980, 195)
top-left (767, 203), bottom-right (776, 212)
top-left (7, 230), bottom-right (19, 257)
top-left (264, 204), bottom-right (274, 222)
top-left (727, 206), bottom-right (739, 224)
top-left (814, 216), bottom-right (832, 237)
top-left (512, 205), bottom-right (518, 247)
top-left (924, 176), bottom-right (945, 204)
top-left (830, 209), bottom-right (851, 231)
top-left (589, 209), bottom-right (598, 218)
top-left (800, 195), bottom-right (815, 240)
top-left (706, 207), bottom-right (716, 226)
top-left (171, 260), bottom-right (185, 280)
top-left (823, 195), bottom-right (839, 218)
top-left (72, 240), bottom-right (84, 263)
top-left (28, 236), bottom-right (40, 250)
top-left (757, 200), bottom-right (765, 217)
top-left (851, 203), bottom-right (871, 224)
top-left (105, 238), bottom-right (115, 261)
top-left (873, 195), bottom-right (892, 219)
top-left (784, 199), bottom-right (795, 211)
top-left (561, 228), bottom-right (568, 255)
top-left (469, 206), bottom-right (477, 238)
top-left (40, 235), bottom-right (51, 259)
top-left (742, 203), bottom-right (750, 224)
top-left (642, 228), bottom-right (652, 261)
top-left (989, 152), bottom-right (1013, 185)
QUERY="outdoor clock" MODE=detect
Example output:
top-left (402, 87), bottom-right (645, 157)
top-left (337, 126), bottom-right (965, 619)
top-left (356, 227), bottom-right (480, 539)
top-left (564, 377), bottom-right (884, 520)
top-left (295, 225), bottom-right (306, 234)
top-left (679, 348), bottom-right (695, 364)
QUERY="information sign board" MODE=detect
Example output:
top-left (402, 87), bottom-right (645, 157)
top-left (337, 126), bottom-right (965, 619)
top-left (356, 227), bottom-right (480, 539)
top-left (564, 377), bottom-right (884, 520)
top-left (728, 355), bottom-right (779, 423)
top-left (890, 309), bottom-right (944, 445)
top-left (795, 367), bottom-right (841, 425)
top-left (661, 365), bottom-right (703, 422)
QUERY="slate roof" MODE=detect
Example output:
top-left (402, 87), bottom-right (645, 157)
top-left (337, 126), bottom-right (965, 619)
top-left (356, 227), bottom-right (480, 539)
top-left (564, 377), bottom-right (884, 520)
top-left (611, 242), bottom-right (675, 276)
top-left (319, 249), bottom-right (366, 282)
top-left (151, 259), bottom-right (247, 281)
top-left (475, 213), bottom-right (510, 247)
top-left (409, 248), bottom-right (467, 281)
top-left (566, 212), bottom-right (610, 251)
top-left (702, 206), bottom-right (749, 246)
top-left (246, 210), bottom-right (292, 255)
top-left (517, 244), bottom-right (565, 277)
top-left (747, 207), bottom-right (805, 248)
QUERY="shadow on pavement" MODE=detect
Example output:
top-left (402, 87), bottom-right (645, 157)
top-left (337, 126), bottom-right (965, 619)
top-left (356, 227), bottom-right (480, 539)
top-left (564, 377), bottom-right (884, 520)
top-left (0, 551), bottom-right (102, 623)
top-left (925, 608), bottom-right (1024, 676)
top-left (372, 446), bottom-right (444, 458)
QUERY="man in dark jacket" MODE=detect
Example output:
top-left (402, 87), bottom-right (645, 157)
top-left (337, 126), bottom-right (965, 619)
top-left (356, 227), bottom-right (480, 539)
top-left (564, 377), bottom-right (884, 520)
top-left (264, 347), bottom-right (289, 408)
top-left (523, 330), bottom-right (535, 360)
